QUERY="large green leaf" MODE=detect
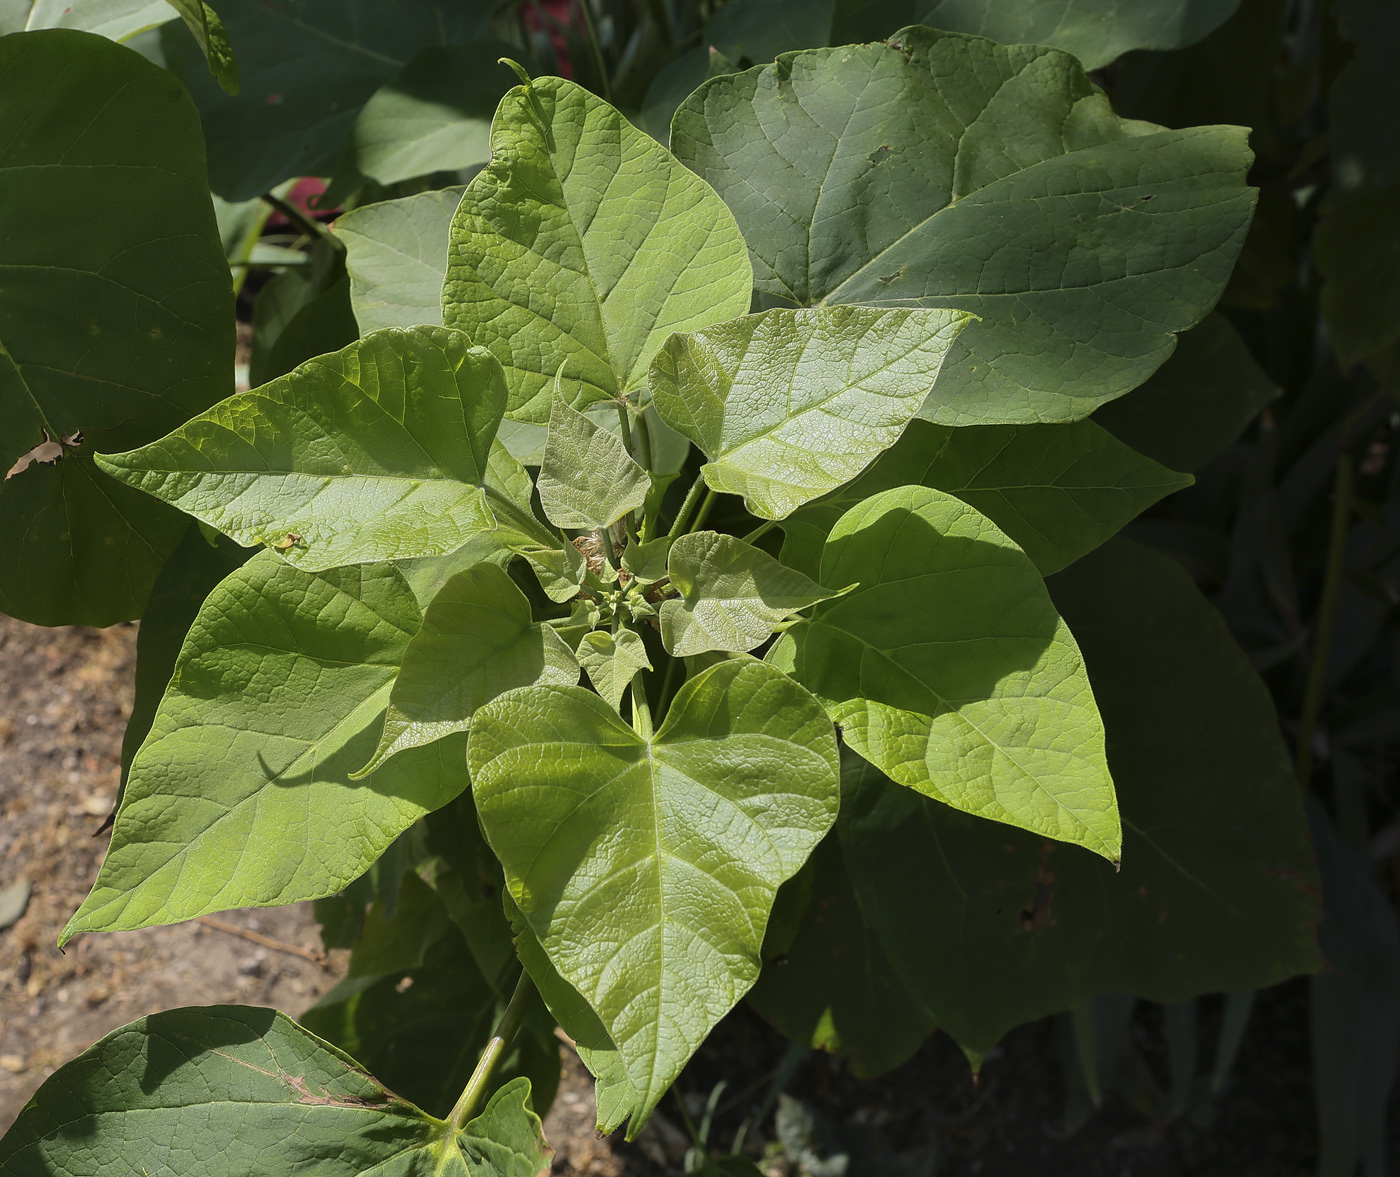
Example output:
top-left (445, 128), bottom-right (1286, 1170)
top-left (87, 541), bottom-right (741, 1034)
top-left (62, 553), bottom-right (469, 941)
top-left (747, 838), bottom-right (935, 1077)
top-left (838, 539), bottom-right (1321, 1051)
top-left (443, 74), bottom-right (753, 423)
top-left (358, 561), bottom-right (579, 776)
top-left (781, 417), bottom-right (1190, 576)
top-left (1091, 312), bottom-right (1277, 473)
top-left (661, 531), bottom-right (849, 657)
top-left (469, 659), bottom-right (839, 1130)
top-left (538, 397), bottom-right (651, 530)
top-left (651, 306), bottom-right (971, 518)
top-left (350, 42), bottom-right (515, 187)
top-left (161, 0), bottom-right (492, 200)
top-left (672, 28), bottom-right (1256, 424)
top-left (96, 327), bottom-right (553, 571)
top-left (0, 30), bottom-right (233, 626)
top-left (831, 0), bottom-right (1243, 70)
top-left (339, 187), bottom-right (465, 334)
top-left (0, 1006), bottom-right (548, 1176)
top-left (769, 484), bottom-right (1119, 860)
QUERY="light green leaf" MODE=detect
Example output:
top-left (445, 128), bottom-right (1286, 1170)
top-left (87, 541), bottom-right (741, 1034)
top-left (469, 659), bottom-right (839, 1130)
top-left (443, 74), bottom-right (753, 423)
top-left (1, 0), bottom-right (169, 39)
top-left (351, 42), bottom-right (515, 187)
top-left (164, 0), bottom-right (239, 93)
top-left (838, 539), bottom-right (1320, 1051)
top-left (539, 397), bottom-right (652, 530)
top-left (783, 418), bottom-right (1191, 576)
top-left (0, 1006), bottom-right (548, 1177)
top-left (653, 307), bottom-right (971, 518)
top-left (358, 562), bottom-right (579, 777)
top-left (96, 326), bottom-right (553, 572)
top-left (623, 535), bottom-right (672, 584)
top-left (0, 30), bottom-right (233, 627)
top-left (161, 0), bottom-right (493, 200)
top-left (769, 484), bottom-right (1119, 860)
top-left (516, 539), bottom-right (590, 603)
top-left (576, 628), bottom-right (653, 711)
top-left (672, 29), bottom-right (1256, 424)
top-left (62, 553), bottom-right (469, 941)
top-left (661, 531), bottom-right (849, 657)
top-left (831, 0), bottom-right (1242, 71)
top-left (339, 187), bottom-right (465, 334)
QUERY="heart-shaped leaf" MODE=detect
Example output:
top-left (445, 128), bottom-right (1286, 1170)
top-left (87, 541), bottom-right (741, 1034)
top-left (0, 30), bottom-right (233, 626)
top-left (63, 553), bottom-right (468, 942)
top-left (0, 1006), bottom-right (548, 1177)
top-left (661, 531), bottom-right (849, 657)
top-left (769, 484), bottom-right (1119, 860)
top-left (651, 306), bottom-right (971, 518)
top-left (468, 659), bottom-right (839, 1130)
top-left (672, 28), bottom-right (1256, 424)
top-left (538, 397), bottom-right (651, 530)
top-left (96, 326), bottom-right (555, 571)
top-left (782, 417), bottom-right (1191, 576)
top-left (357, 562), bottom-right (579, 777)
top-left (443, 74), bottom-right (753, 422)
top-left (576, 628), bottom-right (653, 711)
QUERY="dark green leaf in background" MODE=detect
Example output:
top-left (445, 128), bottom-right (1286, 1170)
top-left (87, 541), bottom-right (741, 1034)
top-left (161, 0), bottom-right (493, 200)
top-left (673, 29), bottom-right (1256, 425)
top-left (349, 42), bottom-right (516, 188)
top-left (470, 660), bottom-right (839, 1130)
top-left (248, 234), bottom-right (358, 387)
top-left (0, 30), bottom-right (233, 626)
top-left (444, 75), bottom-right (753, 422)
top-left (97, 327), bottom-right (546, 570)
top-left (63, 553), bottom-right (470, 941)
top-left (771, 485), bottom-right (1120, 859)
top-left (651, 306), bottom-right (971, 519)
top-left (0, 1006), bottom-right (549, 1176)
top-left (781, 417), bottom-right (1190, 577)
top-left (359, 561), bottom-right (579, 776)
top-left (838, 539), bottom-right (1320, 1052)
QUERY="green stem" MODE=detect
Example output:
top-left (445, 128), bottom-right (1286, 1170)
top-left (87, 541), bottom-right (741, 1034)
top-left (1296, 453), bottom-right (1354, 790)
top-left (691, 488), bottom-right (717, 533)
top-left (615, 403), bottom-right (635, 454)
top-left (634, 409), bottom-right (654, 473)
top-left (261, 192), bottom-right (342, 253)
top-left (741, 519), bottom-right (777, 545)
top-left (577, 0), bottom-right (612, 102)
top-left (446, 968), bottom-right (535, 1132)
top-left (630, 669), bottom-right (653, 739)
top-left (486, 490), bottom-right (559, 551)
top-left (667, 478), bottom-right (706, 542)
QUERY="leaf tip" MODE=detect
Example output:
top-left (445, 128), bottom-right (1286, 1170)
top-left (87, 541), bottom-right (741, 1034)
top-left (499, 57), bottom-right (534, 87)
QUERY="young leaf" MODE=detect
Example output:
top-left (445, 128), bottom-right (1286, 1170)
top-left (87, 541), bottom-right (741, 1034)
top-left (623, 535), bottom-right (672, 583)
top-left (538, 397), bottom-right (652, 530)
top-left (769, 485), bottom-right (1120, 861)
top-left (0, 1006), bottom-right (548, 1177)
top-left (164, 0), bottom-right (239, 94)
top-left (783, 417), bottom-right (1191, 576)
top-left (0, 30), bottom-right (233, 626)
top-left (339, 187), bottom-right (465, 334)
top-left (96, 326), bottom-right (553, 571)
top-left (576, 628), bottom-right (653, 711)
top-left (62, 554), bottom-right (468, 942)
top-left (443, 74), bottom-right (753, 422)
top-left (651, 306), bottom-right (971, 518)
top-left (672, 29), bottom-right (1257, 424)
top-left (357, 562), bottom-right (579, 777)
top-left (661, 531), bottom-right (850, 657)
top-left (837, 540), bottom-right (1321, 1052)
top-left (469, 660), bottom-right (840, 1131)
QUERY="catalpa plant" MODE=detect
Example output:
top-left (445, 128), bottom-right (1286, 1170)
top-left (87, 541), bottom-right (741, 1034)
top-left (0, 24), bottom-right (1317, 1176)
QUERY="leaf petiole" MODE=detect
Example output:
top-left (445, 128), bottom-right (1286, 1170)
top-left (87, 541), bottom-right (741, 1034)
top-left (445, 967), bottom-right (536, 1133)
top-left (629, 669), bottom-right (653, 739)
top-left (666, 478), bottom-right (707, 542)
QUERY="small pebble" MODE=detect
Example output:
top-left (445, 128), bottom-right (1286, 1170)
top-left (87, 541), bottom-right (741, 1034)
top-left (0, 1055), bottom-right (26, 1074)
